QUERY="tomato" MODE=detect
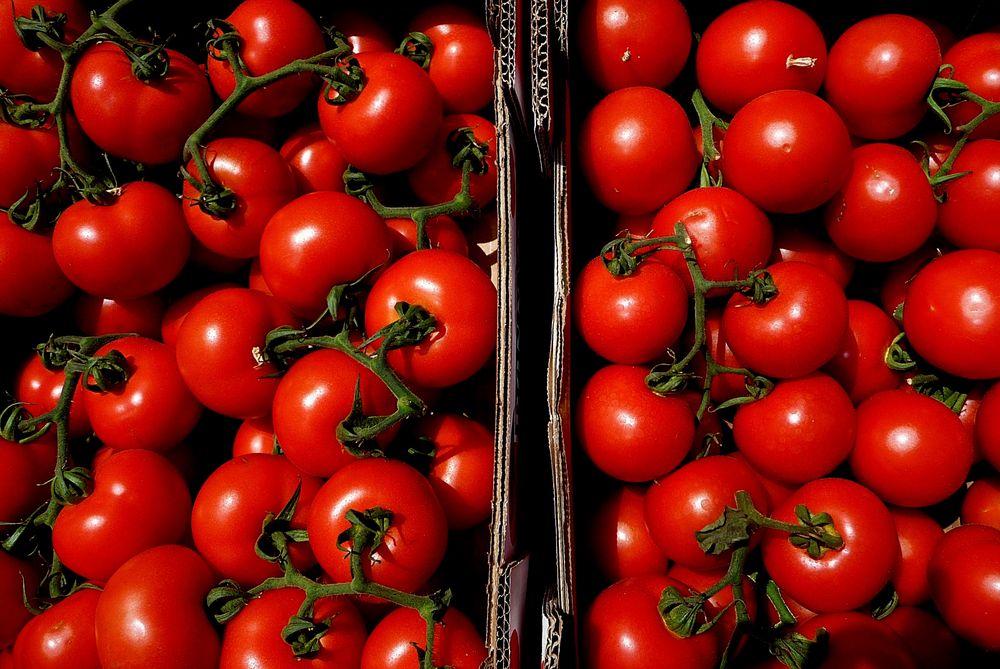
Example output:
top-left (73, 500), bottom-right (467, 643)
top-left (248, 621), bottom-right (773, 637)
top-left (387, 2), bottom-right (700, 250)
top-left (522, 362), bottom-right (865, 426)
top-left (174, 287), bottom-right (298, 419)
top-left (881, 606), bottom-right (962, 669)
top-left (973, 381), bottom-right (1000, 470)
top-left (733, 372), bottom-right (855, 485)
top-left (649, 186), bottom-right (773, 297)
top-left (0, 552), bottom-right (39, 648)
top-left (259, 191), bottom-right (390, 319)
top-left (667, 563), bottom-right (757, 654)
top-left (587, 484), bottom-right (668, 582)
top-left (207, 0), bottom-right (326, 118)
top-left (825, 14), bottom-right (941, 139)
top-left (318, 51), bottom-right (444, 175)
top-left (386, 215), bottom-right (468, 259)
top-left (70, 42), bottom-right (212, 165)
top-left (929, 523), bottom-right (1000, 651)
top-left (578, 86), bottom-right (699, 215)
top-left (95, 545), bottom-right (220, 669)
top-left (72, 293), bottom-right (165, 340)
top-left (961, 475), bottom-right (1000, 529)
top-left (573, 256), bottom-right (688, 364)
top-left (695, 0), bottom-right (827, 115)
top-left (181, 137), bottom-right (298, 259)
top-left (53, 181), bottom-right (191, 299)
top-left (364, 249), bottom-right (496, 389)
top-left (0, 433), bottom-right (55, 524)
top-left (327, 10), bottom-right (394, 55)
top-left (936, 139), bottom-right (1000, 251)
top-left (159, 283), bottom-right (240, 348)
top-left (942, 33), bottom-right (1000, 140)
top-left (761, 477), bottom-right (900, 613)
top-left (12, 587), bottom-right (101, 669)
top-left (789, 611), bottom-right (919, 669)
top-left (308, 457), bottom-right (448, 594)
top-left (0, 0), bottom-right (88, 102)
top-left (583, 575), bottom-right (721, 669)
top-left (408, 4), bottom-right (495, 113)
top-left (14, 352), bottom-right (91, 438)
top-left (688, 306), bottom-right (748, 404)
top-left (576, 365), bottom-right (695, 483)
top-left (823, 143), bottom-right (938, 262)
top-left (644, 455), bottom-right (769, 571)
top-left (722, 260), bottom-right (849, 379)
top-left (232, 414), bottom-right (275, 456)
top-left (278, 123), bottom-right (349, 194)
top-left (0, 120), bottom-right (61, 210)
top-left (722, 90), bottom-right (852, 213)
top-left (822, 299), bottom-right (902, 404)
top-left (361, 606), bottom-right (486, 669)
top-left (271, 348), bottom-right (399, 478)
top-left (576, 0), bottom-right (691, 93)
top-left (408, 113), bottom-right (498, 210)
top-left (0, 218), bottom-right (74, 318)
top-left (220, 588), bottom-right (367, 669)
top-left (902, 249), bottom-right (1000, 380)
top-left (52, 448), bottom-right (192, 583)
top-left (878, 243), bottom-right (943, 319)
top-left (890, 507), bottom-right (945, 607)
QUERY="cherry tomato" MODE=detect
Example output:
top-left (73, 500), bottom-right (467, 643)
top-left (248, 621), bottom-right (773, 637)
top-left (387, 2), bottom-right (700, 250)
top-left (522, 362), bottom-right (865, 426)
top-left (929, 523), bottom-right (1000, 651)
top-left (386, 215), bottom-right (469, 258)
top-left (791, 611), bottom-right (919, 669)
top-left (12, 587), bottom-right (101, 669)
top-left (822, 299), bottom-right (902, 404)
top-left (232, 414), bottom-right (275, 457)
top-left (278, 123), bottom-right (349, 194)
top-left (0, 433), bottom-right (55, 525)
top-left (14, 353), bottom-right (90, 438)
top-left (890, 507), bottom-right (945, 606)
top-left (0, 119), bottom-right (62, 210)
top-left (0, 0), bottom-right (88, 102)
top-left (72, 293), bottom-right (165, 340)
top-left (587, 484), bottom-right (668, 582)
top-left (936, 139), bottom-right (1000, 251)
top-left (408, 113), bottom-right (498, 210)
top-left (961, 475), bottom-right (1000, 529)
top-left (942, 33), bottom-right (1000, 140)
top-left (0, 219), bottom-right (74, 318)
top-left (361, 606), bottom-right (486, 669)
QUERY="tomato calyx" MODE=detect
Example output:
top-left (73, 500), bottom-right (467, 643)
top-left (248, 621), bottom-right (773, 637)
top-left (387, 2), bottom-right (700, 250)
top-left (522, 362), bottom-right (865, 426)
top-left (659, 545), bottom-right (753, 639)
top-left (254, 483), bottom-right (311, 568)
top-left (769, 628), bottom-right (828, 669)
top-left (397, 31), bottom-right (433, 70)
top-left (281, 611), bottom-right (336, 658)
top-left (337, 507), bottom-right (393, 568)
top-left (885, 332), bottom-right (972, 414)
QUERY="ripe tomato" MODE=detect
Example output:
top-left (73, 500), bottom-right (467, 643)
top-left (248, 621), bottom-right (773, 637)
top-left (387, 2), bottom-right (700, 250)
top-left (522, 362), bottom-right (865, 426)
top-left (279, 123), bottom-right (349, 194)
top-left (936, 139), bottom-right (1000, 251)
top-left (577, 86), bottom-right (699, 215)
top-left (361, 606), bottom-right (486, 669)
top-left (0, 552), bottom-right (39, 648)
top-left (587, 484), bottom-right (668, 582)
top-left (386, 215), bottom-right (468, 259)
top-left (881, 606), bottom-right (962, 669)
top-left (695, 0), bottom-right (827, 115)
top-left (82, 336), bottom-right (202, 452)
top-left (327, 10), bottom-right (394, 55)
top-left (723, 90), bottom-right (852, 213)
top-left (824, 14), bottom-right (940, 139)
top-left (408, 113), bottom-right (498, 210)
top-left (0, 0), bottom-right (88, 102)
top-left (942, 33), bottom-right (1000, 139)
top-left (0, 218), bottom-right (74, 318)
top-left (308, 458), bottom-right (448, 594)
top-left (220, 588), bottom-right (367, 669)
top-left (902, 249), bottom-right (1000, 380)
top-left (576, 0), bottom-right (691, 93)
top-left (95, 545), bottom-right (220, 669)
top-left (790, 611), bottom-right (919, 669)
top-left (364, 249), bottom-right (496, 389)
top-left (890, 507), bottom-right (944, 606)
top-left (232, 414), bottom-right (275, 457)
top-left (14, 352), bottom-right (91, 438)
top-left (318, 51), bottom-right (444, 175)
top-left (0, 120), bottom-right (62, 210)
top-left (722, 260), bottom-right (849, 379)
top-left (72, 293), bottom-right (165, 340)
top-left (822, 299), bottom-right (902, 404)
top-left (961, 475), bottom-right (1000, 529)
top-left (159, 283), bottom-right (240, 348)
top-left (70, 42), bottom-right (213, 165)
top-left (667, 563), bottom-right (757, 654)
top-left (12, 586), bottom-right (101, 669)
top-left (929, 523), bottom-right (1000, 651)
top-left (0, 433), bottom-right (55, 525)
top-left (761, 477), bottom-right (900, 613)
top-left (52, 449), bottom-right (192, 583)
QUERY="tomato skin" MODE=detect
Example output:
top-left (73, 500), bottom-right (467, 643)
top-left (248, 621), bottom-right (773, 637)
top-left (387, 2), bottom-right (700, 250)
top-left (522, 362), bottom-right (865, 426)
top-left (95, 545), bottom-right (220, 669)
top-left (386, 215), bottom-right (468, 259)
top-left (761, 477), bottom-right (900, 613)
top-left (160, 283), bottom-right (240, 349)
top-left (408, 113), bottom-right (498, 210)
top-left (723, 90), bottom-right (852, 214)
top-left (583, 575), bottom-right (721, 669)
top-left (12, 587), bottom-right (101, 669)
top-left (279, 123), bottom-right (349, 194)
top-left (890, 507), bottom-right (944, 606)
top-left (73, 293), bottom-right (165, 340)
top-left (791, 611), bottom-right (919, 669)
top-left (82, 336), bottom-right (203, 452)
top-left (936, 139), bottom-right (1000, 251)
top-left (52, 449), bottom-right (192, 583)
top-left (578, 86), bottom-right (699, 215)
top-left (588, 484), bottom-right (668, 582)
top-left (70, 43), bottom-right (213, 165)
top-left (576, 0), bottom-right (691, 93)
top-left (361, 606), bottom-right (486, 669)
top-left (0, 0), bottom-right (88, 102)
top-left (0, 120), bottom-right (60, 209)
top-left (942, 33), bottom-right (1000, 140)
top-left (0, 219), bottom-right (74, 318)
top-left (14, 353), bottom-right (91, 438)
top-left (318, 51), bottom-right (444, 175)
top-left (723, 261), bottom-right (849, 379)
top-left (961, 475), bottom-right (1000, 529)
top-left (0, 434), bottom-right (55, 525)
top-left (902, 249), bottom-right (1000, 380)
top-left (232, 414), bottom-right (275, 456)
top-left (0, 552), bottom-right (39, 648)
top-left (929, 523), bottom-right (1000, 651)
top-left (822, 299), bottom-right (902, 404)
top-left (221, 588), bottom-right (367, 669)
top-left (327, 10), bottom-right (394, 55)
top-left (695, 0), bottom-right (826, 115)
top-left (881, 606), bottom-right (962, 669)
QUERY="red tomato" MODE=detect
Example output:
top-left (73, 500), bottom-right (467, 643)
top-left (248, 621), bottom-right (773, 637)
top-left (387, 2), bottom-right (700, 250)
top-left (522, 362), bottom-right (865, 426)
top-left (361, 606), bottom-right (486, 669)
top-left (761, 477), bottom-right (900, 613)
top-left (791, 611), bottom-right (919, 669)
top-left (890, 507), bottom-right (945, 606)
top-left (72, 293), bottom-right (165, 340)
top-left (278, 123), bottom-right (349, 194)
top-left (318, 51), bottom-right (444, 175)
top-left (0, 434), bottom-right (55, 525)
top-left (695, 0), bottom-right (827, 115)
top-left (95, 545), bottom-right (220, 669)
top-left (936, 139), bottom-right (1000, 251)
top-left (972, 381), bottom-right (1000, 470)
top-left (881, 606), bottom-right (962, 669)
top-left (364, 249), bottom-right (496, 389)
top-left (70, 43), bottom-right (213, 165)
top-left (822, 299), bottom-right (902, 404)
top-left (0, 120), bottom-right (62, 210)
top-left (12, 587), bottom-right (101, 669)
top-left (407, 113), bottom-right (498, 210)
top-left (159, 283), bottom-right (240, 348)
top-left (878, 243), bottom-right (943, 319)
top-left (578, 86), bottom-right (699, 215)
top-left (174, 287), bottom-right (298, 419)
top-left (82, 336), bottom-right (202, 452)
top-left (307, 458), bottom-right (448, 594)
top-left (0, 0), bottom-right (88, 102)
top-left (232, 414), bottom-right (275, 457)
top-left (722, 90), bottom-right (852, 213)
top-left (207, 0), bottom-right (326, 118)
top-left (942, 33), bottom-right (1000, 139)
top-left (408, 4), bottom-right (495, 113)
top-left (573, 256), bottom-right (688, 364)
top-left (220, 588), bottom-right (367, 669)
top-left (644, 455), bottom-right (769, 571)
top-left (386, 215), bottom-right (469, 258)
top-left (722, 260), bottom-right (849, 379)
top-left (52, 449), bottom-right (192, 583)
top-left (667, 563), bottom-right (757, 654)
top-left (961, 475), bottom-right (1000, 529)
top-left (576, 0), bottom-right (691, 92)
top-left (327, 10), bottom-right (394, 54)
top-left (0, 552), bottom-right (39, 648)
top-left (576, 365), bottom-right (695, 483)
top-left (14, 353), bottom-right (90, 438)
top-left (733, 372), bottom-right (856, 485)
top-left (902, 249), bottom-right (1000, 380)
top-left (689, 306), bottom-right (748, 404)
top-left (0, 219), bottom-right (74, 318)
top-left (929, 523), bottom-right (1000, 651)
top-left (587, 484), bottom-right (668, 582)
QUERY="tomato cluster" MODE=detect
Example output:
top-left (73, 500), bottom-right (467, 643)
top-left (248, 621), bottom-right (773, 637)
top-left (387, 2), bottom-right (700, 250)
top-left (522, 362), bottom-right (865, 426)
top-left (570, 1), bottom-right (1000, 668)
top-left (0, 0), bottom-right (502, 667)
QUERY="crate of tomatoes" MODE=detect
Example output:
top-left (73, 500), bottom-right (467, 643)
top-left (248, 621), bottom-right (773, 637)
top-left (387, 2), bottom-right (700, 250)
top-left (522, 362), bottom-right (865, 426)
top-left (0, 0), bottom-right (534, 667)
top-left (536, 0), bottom-right (1000, 667)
